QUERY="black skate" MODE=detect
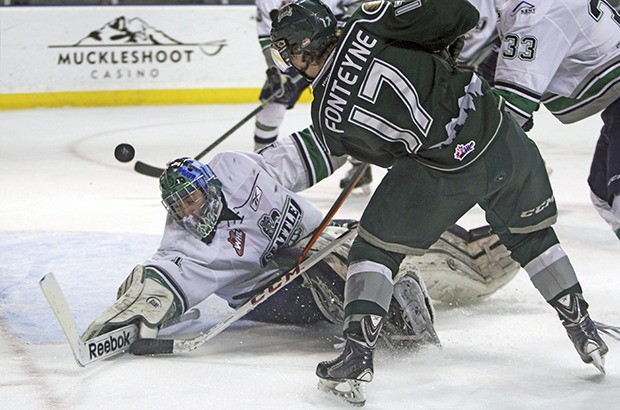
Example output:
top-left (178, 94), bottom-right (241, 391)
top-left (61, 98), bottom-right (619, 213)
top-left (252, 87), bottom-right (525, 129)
top-left (339, 161), bottom-right (372, 195)
top-left (552, 293), bottom-right (608, 374)
top-left (382, 274), bottom-right (441, 349)
top-left (316, 315), bottom-right (383, 406)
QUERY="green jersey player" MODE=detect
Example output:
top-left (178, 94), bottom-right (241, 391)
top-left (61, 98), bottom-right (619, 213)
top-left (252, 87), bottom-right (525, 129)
top-left (270, 0), bottom-right (608, 404)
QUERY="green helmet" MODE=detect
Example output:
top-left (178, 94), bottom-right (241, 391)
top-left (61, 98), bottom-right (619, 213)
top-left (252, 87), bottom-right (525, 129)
top-left (159, 157), bottom-right (223, 239)
top-left (270, 0), bottom-right (337, 72)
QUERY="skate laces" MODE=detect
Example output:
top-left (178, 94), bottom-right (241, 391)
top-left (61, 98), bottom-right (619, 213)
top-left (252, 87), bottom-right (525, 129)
top-left (594, 320), bottom-right (620, 342)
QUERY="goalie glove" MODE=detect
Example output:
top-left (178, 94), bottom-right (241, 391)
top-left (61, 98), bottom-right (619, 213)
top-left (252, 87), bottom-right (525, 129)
top-left (82, 265), bottom-right (181, 341)
top-left (411, 225), bottom-right (520, 305)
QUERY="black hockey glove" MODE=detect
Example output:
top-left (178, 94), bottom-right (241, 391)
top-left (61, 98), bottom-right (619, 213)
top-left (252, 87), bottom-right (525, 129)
top-left (260, 66), bottom-right (309, 108)
top-left (437, 36), bottom-right (465, 66)
top-left (522, 116), bottom-right (534, 132)
top-left (448, 36), bottom-right (465, 63)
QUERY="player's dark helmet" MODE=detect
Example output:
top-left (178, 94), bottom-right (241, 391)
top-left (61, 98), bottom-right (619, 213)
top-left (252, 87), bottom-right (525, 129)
top-left (270, 0), bottom-right (337, 72)
top-left (160, 157), bottom-right (223, 239)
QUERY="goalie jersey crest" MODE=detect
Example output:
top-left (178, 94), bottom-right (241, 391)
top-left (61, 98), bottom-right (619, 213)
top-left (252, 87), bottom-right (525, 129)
top-left (258, 197), bottom-right (304, 266)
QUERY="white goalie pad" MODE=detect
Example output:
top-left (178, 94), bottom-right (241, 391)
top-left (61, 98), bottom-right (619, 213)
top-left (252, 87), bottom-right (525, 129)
top-left (82, 265), bottom-right (177, 340)
top-left (409, 225), bottom-right (520, 305)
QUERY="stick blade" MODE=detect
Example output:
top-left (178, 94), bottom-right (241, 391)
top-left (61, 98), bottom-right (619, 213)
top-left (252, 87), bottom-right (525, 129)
top-left (130, 338), bottom-right (175, 355)
top-left (134, 161), bottom-right (164, 178)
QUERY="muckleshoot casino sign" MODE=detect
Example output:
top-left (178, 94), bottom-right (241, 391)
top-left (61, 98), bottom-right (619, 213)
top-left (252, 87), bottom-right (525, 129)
top-left (0, 6), bottom-right (270, 108)
top-left (50, 16), bottom-right (227, 81)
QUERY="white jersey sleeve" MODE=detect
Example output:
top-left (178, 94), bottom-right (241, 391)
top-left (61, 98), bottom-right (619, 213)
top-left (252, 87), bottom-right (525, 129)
top-left (254, 128), bottom-right (347, 191)
top-left (495, 0), bottom-right (620, 124)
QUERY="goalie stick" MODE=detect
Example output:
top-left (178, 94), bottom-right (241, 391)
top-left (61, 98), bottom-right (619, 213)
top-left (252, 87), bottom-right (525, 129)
top-left (131, 163), bottom-right (370, 355)
top-left (40, 273), bottom-right (139, 367)
top-left (134, 75), bottom-right (304, 178)
top-left (39, 273), bottom-right (200, 367)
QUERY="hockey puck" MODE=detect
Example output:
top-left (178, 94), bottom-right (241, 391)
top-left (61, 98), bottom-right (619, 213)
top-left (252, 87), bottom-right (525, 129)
top-left (114, 143), bottom-right (135, 163)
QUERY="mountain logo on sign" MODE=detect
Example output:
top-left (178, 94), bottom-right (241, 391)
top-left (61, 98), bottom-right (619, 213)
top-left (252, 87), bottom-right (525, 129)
top-left (50, 16), bottom-right (226, 56)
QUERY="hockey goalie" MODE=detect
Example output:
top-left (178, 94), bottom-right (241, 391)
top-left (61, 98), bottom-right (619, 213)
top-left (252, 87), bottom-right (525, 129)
top-left (81, 137), bottom-right (520, 358)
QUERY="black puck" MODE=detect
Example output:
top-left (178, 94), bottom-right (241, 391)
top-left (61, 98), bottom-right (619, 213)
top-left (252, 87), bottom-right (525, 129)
top-left (114, 143), bottom-right (135, 163)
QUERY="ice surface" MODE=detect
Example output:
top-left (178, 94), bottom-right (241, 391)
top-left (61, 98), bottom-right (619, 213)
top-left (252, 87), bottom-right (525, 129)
top-left (1, 103), bottom-right (618, 409)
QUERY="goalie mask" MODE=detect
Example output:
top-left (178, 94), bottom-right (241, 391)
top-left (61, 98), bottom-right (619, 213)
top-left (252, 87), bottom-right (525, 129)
top-left (160, 157), bottom-right (223, 239)
top-left (270, 0), bottom-right (337, 74)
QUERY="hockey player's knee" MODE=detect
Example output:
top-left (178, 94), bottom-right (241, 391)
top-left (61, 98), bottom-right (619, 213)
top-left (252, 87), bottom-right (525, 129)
top-left (348, 235), bottom-right (404, 278)
top-left (82, 265), bottom-right (181, 340)
top-left (500, 227), bottom-right (559, 267)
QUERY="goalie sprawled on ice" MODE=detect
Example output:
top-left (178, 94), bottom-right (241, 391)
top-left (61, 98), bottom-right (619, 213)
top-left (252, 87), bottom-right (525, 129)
top-left (82, 132), bottom-right (519, 358)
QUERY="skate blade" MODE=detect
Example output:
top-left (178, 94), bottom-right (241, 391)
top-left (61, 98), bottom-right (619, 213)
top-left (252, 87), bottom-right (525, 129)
top-left (589, 350), bottom-right (606, 375)
top-left (317, 379), bottom-right (367, 407)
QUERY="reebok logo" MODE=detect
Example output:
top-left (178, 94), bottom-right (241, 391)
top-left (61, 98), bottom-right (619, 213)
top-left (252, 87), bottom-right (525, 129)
top-left (88, 330), bottom-right (132, 359)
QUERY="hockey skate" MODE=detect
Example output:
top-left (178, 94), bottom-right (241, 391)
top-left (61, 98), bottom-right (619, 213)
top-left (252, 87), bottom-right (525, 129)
top-left (316, 315), bottom-right (383, 406)
top-left (552, 293), bottom-right (608, 374)
top-left (340, 161), bottom-right (372, 195)
top-left (381, 273), bottom-right (441, 349)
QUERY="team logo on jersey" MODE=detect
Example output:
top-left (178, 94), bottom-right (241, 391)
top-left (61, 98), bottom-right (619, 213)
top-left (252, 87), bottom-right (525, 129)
top-left (250, 186), bottom-right (263, 212)
top-left (258, 197), bottom-right (303, 266)
top-left (510, 1), bottom-right (535, 16)
top-left (228, 229), bottom-right (246, 257)
top-left (454, 141), bottom-right (476, 161)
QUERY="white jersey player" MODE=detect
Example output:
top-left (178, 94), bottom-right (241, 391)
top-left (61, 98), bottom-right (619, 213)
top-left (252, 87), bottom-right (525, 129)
top-left (255, 0), bottom-right (374, 193)
top-left (253, 0), bottom-right (349, 151)
top-left (458, 0), bottom-right (502, 72)
top-left (81, 132), bottom-right (518, 351)
top-left (493, 0), bottom-right (620, 239)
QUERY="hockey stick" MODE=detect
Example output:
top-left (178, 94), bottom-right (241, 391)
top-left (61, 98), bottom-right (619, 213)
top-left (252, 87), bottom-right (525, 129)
top-left (131, 163), bottom-right (370, 355)
top-left (39, 272), bottom-right (200, 367)
top-left (133, 98), bottom-right (273, 178)
top-left (134, 74), bottom-right (305, 178)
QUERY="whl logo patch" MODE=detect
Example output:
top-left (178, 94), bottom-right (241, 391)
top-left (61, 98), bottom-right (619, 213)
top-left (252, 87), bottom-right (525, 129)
top-left (228, 229), bottom-right (246, 256)
top-left (454, 141), bottom-right (475, 161)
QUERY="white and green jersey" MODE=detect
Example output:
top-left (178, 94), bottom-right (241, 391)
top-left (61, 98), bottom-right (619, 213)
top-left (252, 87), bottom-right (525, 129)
top-left (144, 134), bottom-right (345, 312)
top-left (458, 0), bottom-right (501, 68)
top-left (494, 0), bottom-right (620, 124)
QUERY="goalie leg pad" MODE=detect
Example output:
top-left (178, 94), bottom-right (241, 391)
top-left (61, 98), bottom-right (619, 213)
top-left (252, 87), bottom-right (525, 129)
top-left (381, 270), bottom-right (440, 349)
top-left (82, 265), bottom-right (179, 340)
top-left (414, 225), bottom-right (520, 305)
top-left (301, 261), bottom-right (346, 324)
top-left (298, 226), bottom-right (353, 324)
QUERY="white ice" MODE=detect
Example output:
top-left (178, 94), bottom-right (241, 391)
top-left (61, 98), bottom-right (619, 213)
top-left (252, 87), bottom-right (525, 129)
top-left (1, 103), bottom-right (619, 409)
